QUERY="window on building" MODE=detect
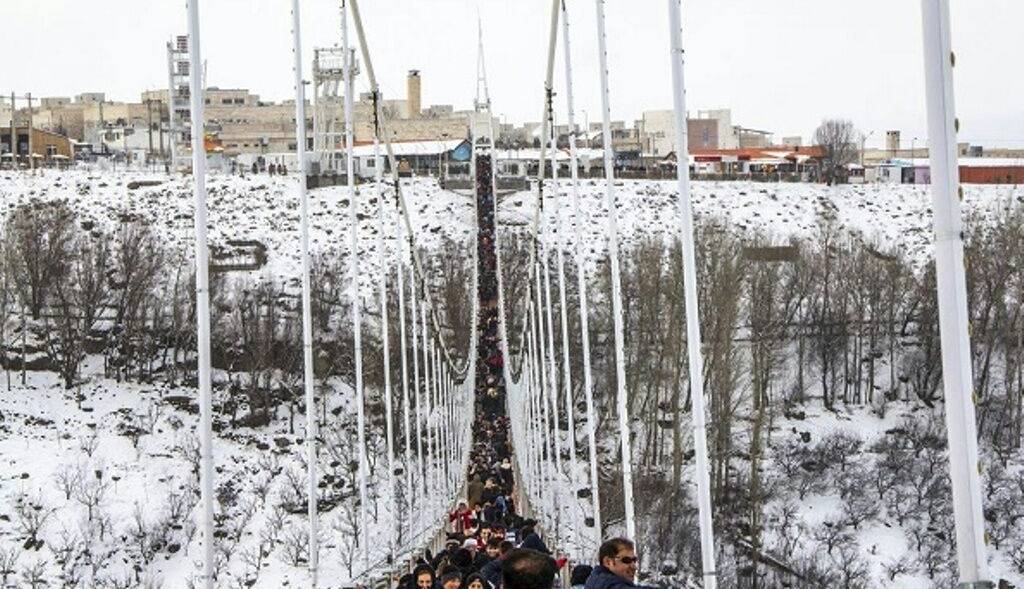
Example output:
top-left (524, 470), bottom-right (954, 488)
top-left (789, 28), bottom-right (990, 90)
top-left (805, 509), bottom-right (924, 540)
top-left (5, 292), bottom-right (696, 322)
top-left (366, 158), bottom-right (375, 168)
top-left (46, 145), bottom-right (57, 156)
top-left (234, 98), bottom-right (244, 105)
top-left (288, 143), bottom-right (297, 151)
top-left (222, 99), bottom-right (232, 105)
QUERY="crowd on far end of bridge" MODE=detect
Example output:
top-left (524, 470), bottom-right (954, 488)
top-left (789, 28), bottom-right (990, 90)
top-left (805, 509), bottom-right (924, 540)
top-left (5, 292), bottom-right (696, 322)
top-left (393, 156), bottom-right (654, 589)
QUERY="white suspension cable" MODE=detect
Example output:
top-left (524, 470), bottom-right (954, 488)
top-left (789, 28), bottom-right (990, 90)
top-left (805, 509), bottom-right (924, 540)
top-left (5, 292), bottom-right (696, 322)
top-left (542, 119), bottom-right (563, 478)
top-left (411, 270), bottom-right (425, 508)
top-left (531, 302), bottom-right (555, 532)
top-left (527, 320), bottom-right (543, 506)
top-left (342, 3), bottom-right (371, 567)
top-left (920, 1), bottom-right (991, 585)
top-left (396, 223), bottom-right (414, 535)
top-left (558, 0), bottom-right (592, 556)
top-left (184, 2), bottom-right (215, 586)
top-left (289, 0), bottom-right (319, 582)
top-left (373, 129), bottom-right (397, 563)
top-left (349, 0), bottom-right (468, 377)
top-left (543, 117), bottom-right (567, 550)
top-left (421, 301), bottom-right (436, 510)
top-left (594, 0), bottom-right (636, 541)
top-left (435, 347), bottom-right (448, 498)
top-left (666, 2), bottom-right (717, 585)
top-left (548, 78), bottom-right (581, 559)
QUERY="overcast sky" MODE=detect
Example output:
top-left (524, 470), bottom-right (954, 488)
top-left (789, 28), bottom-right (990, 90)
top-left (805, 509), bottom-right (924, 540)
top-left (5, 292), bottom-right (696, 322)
top-left (3, 1), bottom-right (1022, 148)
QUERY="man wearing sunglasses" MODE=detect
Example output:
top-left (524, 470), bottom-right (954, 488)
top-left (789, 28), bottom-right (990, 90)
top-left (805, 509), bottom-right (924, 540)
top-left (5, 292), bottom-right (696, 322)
top-left (584, 538), bottom-right (645, 589)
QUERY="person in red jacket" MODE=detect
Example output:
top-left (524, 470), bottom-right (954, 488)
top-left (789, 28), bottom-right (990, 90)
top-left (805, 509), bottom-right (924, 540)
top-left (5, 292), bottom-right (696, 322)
top-left (449, 501), bottom-right (474, 533)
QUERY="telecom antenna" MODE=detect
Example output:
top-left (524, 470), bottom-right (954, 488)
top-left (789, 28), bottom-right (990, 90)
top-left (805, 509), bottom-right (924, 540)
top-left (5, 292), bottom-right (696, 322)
top-left (472, 9), bottom-right (494, 149)
top-left (474, 10), bottom-right (491, 113)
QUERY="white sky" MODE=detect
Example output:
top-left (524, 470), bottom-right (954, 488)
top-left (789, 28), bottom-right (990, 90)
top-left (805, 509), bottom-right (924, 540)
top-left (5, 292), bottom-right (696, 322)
top-left (3, 0), bottom-right (1023, 148)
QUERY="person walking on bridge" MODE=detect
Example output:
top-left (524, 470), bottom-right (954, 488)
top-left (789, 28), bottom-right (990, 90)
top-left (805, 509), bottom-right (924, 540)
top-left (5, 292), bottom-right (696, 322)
top-left (584, 539), bottom-right (650, 589)
top-left (468, 474), bottom-right (485, 509)
top-left (500, 549), bottom-right (557, 589)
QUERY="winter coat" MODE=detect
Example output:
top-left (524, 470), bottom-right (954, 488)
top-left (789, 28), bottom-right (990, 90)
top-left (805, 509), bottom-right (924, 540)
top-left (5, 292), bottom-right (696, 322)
top-left (583, 566), bottom-right (645, 589)
top-left (468, 480), bottom-right (485, 507)
top-left (479, 556), bottom-right (504, 587)
top-left (519, 532), bottom-right (550, 554)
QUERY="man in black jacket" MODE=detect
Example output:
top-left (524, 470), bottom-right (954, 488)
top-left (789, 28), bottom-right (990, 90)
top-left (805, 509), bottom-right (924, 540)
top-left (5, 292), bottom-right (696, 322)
top-left (480, 540), bottom-right (514, 587)
top-left (583, 538), bottom-right (646, 589)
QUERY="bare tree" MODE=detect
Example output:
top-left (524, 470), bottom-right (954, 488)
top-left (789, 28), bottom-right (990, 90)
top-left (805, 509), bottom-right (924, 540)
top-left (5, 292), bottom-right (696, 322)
top-left (813, 119), bottom-right (859, 185)
top-left (45, 229), bottom-right (109, 388)
top-left (0, 546), bottom-right (17, 586)
top-left (4, 200), bottom-right (77, 320)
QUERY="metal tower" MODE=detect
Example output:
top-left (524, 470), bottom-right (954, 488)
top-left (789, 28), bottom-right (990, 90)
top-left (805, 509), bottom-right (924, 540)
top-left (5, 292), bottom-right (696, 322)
top-left (312, 47), bottom-right (356, 174)
top-left (471, 13), bottom-right (494, 150)
top-left (166, 35), bottom-right (192, 170)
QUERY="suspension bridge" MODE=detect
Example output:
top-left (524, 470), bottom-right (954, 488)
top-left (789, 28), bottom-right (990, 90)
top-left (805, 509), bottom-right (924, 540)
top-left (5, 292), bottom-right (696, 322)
top-left (172, 0), bottom-right (992, 587)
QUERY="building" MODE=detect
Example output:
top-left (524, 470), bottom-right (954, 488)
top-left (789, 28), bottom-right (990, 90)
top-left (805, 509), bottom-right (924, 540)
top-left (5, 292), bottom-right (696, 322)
top-left (348, 138), bottom-right (471, 178)
top-left (695, 109), bottom-right (738, 149)
top-left (143, 87), bottom-right (306, 156)
top-left (689, 146), bottom-right (824, 178)
top-left (638, 108), bottom-right (773, 154)
top-left (736, 127), bottom-right (773, 148)
top-left (638, 109), bottom-right (723, 155)
top-left (0, 126), bottom-right (74, 167)
top-left (865, 157), bottom-right (1024, 185)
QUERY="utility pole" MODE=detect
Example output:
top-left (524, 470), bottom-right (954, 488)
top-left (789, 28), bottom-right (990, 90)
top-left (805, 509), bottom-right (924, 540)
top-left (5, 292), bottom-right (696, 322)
top-left (26, 93), bottom-right (34, 172)
top-left (158, 102), bottom-right (166, 160)
top-left (9, 93), bottom-right (15, 168)
top-left (146, 98), bottom-right (155, 166)
top-left (98, 98), bottom-right (106, 159)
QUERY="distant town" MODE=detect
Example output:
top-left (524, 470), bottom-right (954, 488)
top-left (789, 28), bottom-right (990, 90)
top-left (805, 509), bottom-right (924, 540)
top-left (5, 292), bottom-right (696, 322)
top-left (2, 37), bottom-right (1023, 185)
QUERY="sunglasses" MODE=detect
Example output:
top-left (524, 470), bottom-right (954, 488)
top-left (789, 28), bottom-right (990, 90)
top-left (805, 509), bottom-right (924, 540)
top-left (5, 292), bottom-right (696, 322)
top-left (615, 556), bottom-right (640, 565)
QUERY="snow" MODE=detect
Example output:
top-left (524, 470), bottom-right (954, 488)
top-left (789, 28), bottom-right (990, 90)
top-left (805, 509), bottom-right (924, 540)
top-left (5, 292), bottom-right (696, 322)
top-left (1, 168), bottom-right (1022, 586)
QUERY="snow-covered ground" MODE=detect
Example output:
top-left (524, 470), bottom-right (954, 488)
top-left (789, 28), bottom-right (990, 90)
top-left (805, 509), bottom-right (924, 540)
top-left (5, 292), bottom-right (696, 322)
top-left (1, 169), bottom-right (1022, 587)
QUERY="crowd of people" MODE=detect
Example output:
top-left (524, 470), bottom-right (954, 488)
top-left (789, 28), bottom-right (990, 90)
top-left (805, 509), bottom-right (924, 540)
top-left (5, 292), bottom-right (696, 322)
top-left (397, 157), bottom-right (651, 589)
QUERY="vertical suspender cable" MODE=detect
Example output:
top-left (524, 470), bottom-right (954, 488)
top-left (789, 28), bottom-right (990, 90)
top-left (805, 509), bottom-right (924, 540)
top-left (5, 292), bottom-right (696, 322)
top-left (920, 1), bottom-right (992, 585)
top-left (534, 257), bottom-right (561, 479)
top-left (373, 118), bottom-right (397, 563)
top-left (543, 113), bottom-right (563, 477)
top-left (531, 302), bottom-right (554, 529)
top-left (397, 218), bottom-right (414, 533)
top-left (666, 1), bottom-right (717, 585)
top-left (289, 0), bottom-right (319, 583)
top-left (517, 9), bottom-right (562, 511)
top-left (185, 2), bottom-right (215, 586)
top-left (544, 113), bottom-right (566, 549)
top-left (530, 337), bottom-right (542, 506)
top-left (559, 0), bottom-right (600, 552)
top-left (551, 20), bottom-right (581, 555)
top-left (411, 269), bottom-right (425, 505)
top-left (342, 3), bottom-right (370, 566)
top-left (422, 301), bottom-right (435, 508)
top-left (445, 362), bottom-right (455, 493)
top-left (435, 347), bottom-right (448, 497)
top-left (348, 0), bottom-right (464, 377)
top-left (594, 0), bottom-right (636, 541)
